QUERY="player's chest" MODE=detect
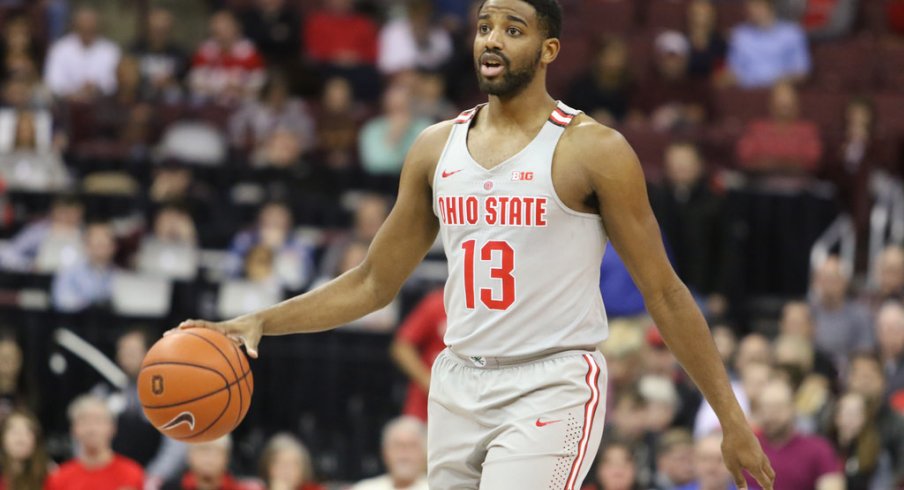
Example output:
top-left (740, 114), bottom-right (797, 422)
top-left (466, 130), bottom-right (536, 170)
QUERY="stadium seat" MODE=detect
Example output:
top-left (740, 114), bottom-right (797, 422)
top-left (809, 38), bottom-right (875, 91)
top-left (798, 90), bottom-right (848, 134)
top-left (713, 87), bottom-right (770, 125)
top-left (646, 0), bottom-right (688, 32)
top-left (581, 0), bottom-right (637, 37)
top-left (217, 280), bottom-right (283, 319)
top-left (548, 36), bottom-right (593, 98)
top-left (110, 272), bottom-right (174, 317)
top-left (876, 40), bottom-right (904, 91)
top-left (618, 126), bottom-right (673, 182)
top-left (136, 239), bottom-right (200, 281)
top-left (873, 92), bottom-right (904, 135)
top-left (714, 1), bottom-right (746, 34)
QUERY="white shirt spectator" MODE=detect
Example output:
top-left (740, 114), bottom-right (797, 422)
top-left (378, 18), bottom-right (453, 75)
top-left (44, 33), bottom-right (120, 97)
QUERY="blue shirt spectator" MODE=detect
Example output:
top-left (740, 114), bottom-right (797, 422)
top-left (727, 0), bottom-right (810, 88)
top-left (51, 223), bottom-right (117, 312)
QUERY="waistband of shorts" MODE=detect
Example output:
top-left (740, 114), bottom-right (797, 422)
top-left (443, 346), bottom-right (598, 369)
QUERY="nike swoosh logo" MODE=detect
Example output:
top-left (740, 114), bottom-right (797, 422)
top-left (535, 418), bottom-right (561, 427)
top-left (160, 411), bottom-right (196, 432)
top-left (442, 169), bottom-right (463, 178)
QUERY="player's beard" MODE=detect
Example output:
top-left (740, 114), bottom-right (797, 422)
top-left (475, 47), bottom-right (542, 98)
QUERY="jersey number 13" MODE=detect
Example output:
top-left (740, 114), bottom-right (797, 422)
top-left (461, 240), bottom-right (515, 311)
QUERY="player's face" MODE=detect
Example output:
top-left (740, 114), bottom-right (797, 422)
top-left (473, 0), bottom-right (546, 97)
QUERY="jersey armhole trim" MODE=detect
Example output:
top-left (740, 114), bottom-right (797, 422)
top-left (431, 123), bottom-right (459, 218)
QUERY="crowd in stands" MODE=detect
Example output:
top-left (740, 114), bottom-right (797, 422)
top-left (0, 0), bottom-right (904, 488)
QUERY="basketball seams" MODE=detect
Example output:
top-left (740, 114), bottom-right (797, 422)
top-left (229, 342), bottom-right (254, 421)
top-left (180, 331), bottom-right (245, 430)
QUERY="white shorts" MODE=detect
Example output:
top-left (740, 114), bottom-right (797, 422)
top-left (427, 348), bottom-right (608, 490)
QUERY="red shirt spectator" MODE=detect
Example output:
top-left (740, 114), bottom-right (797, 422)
top-left (304, 0), bottom-right (378, 65)
top-left (736, 82), bottom-right (823, 173)
top-left (190, 11), bottom-right (265, 103)
top-left (172, 473), bottom-right (248, 490)
top-left (392, 289), bottom-right (447, 421)
top-left (45, 454), bottom-right (144, 490)
top-left (748, 432), bottom-right (841, 490)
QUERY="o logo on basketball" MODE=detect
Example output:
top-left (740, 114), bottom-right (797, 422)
top-left (152, 375), bottom-right (164, 395)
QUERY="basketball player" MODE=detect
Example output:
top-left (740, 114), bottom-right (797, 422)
top-left (179, 1), bottom-right (775, 488)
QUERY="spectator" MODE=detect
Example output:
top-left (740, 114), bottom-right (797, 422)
top-left (649, 142), bottom-right (727, 317)
top-left (229, 71), bottom-right (315, 163)
top-left (411, 70), bottom-right (457, 122)
top-left (772, 334), bottom-right (831, 432)
top-left (642, 328), bottom-right (701, 430)
top-left (44, 7), bottom-right (121, 100)
top-left (91, 329), bottom-right (187, 488)
top-left (0, 194), bottom-right (83, 272)
top-left (631, 32), bottom-right (712, 131)
top-left (726, 0), bottom-right (810, 88)
top-left (808, 255), bottom-right (874, 368)
top-left (228, 201), bottom-right (314, 291)
top-left (0, 109), bottom-right (69, 192)
top-left (777, 301), bottom-right (839, 381)
top-left (776, 0), bottom-right (858, 41)
top-left (824, 97), bottom-right (886, 244)
top-left (738, 360), bottom-right (772, 420)
top-left (51, 221), bottom-right (117, 313)
top-left (567, 38), bottom-right (635, 125)
top-left (824, 392), bottom-right (886, 490)
top-left (163, 435), bottom-right (249, 490)
top-left (0, 332), bottom-right (35, 425)
top-left (242, 0), bottom-right (302, 63)
top-left (734, 333), bottom-right (773, 374)
top-left (378, 0), bottom-right (453, 76)
top-left (359, 82), bottom-right (432, 176)
top-left (258, 433), bottom-right (324, 490)
top-left (652, 429), bottom-right (694, 490)
top-left (747, 379), bottom-right (843, 490)
top-left (303, 0), bottom-right (380, 100)
top-left (876, 301), bottom-right (904, 401)
top-left (391, 289), bottom-right (445, 422)
top-left (736, 81), bottom-right (823, 174)
top-left (711, 324), bottom-right (738, 368)
top-left (0, 16), bottom-right (44, 83)
top-left (580, 441), bottom-right (645, 490)
top-left (639, 375), bottom-right (680, 434)
top-left (129, 8), bottom-right (188, 103)
top-left (686, 0), bottom-right (727, 80)
top-left (865, 245), bottom-right (904, 310)
top-left (844, 352), bottom-right (904, 486)
top-left (45, 395), bottom-right (144, 490)
top-left (674, 433), bottom-right (736, 490)
top-left (149, 202), bottom-right (198, 246)
top-left (351, 416), bottom-right (427, 490)
top-left (303, 0), bottom-right (377, 69)
top-left (0, 409), bottom-right (50, 490)
top-left (147, 163), bottom-right (226, 249)
top-left (318, 194), bottom-right (390, 278)
top-left (314, 77), bottom-right (364, 171)
top-left (189, 10), bottom-right (266, 104)
top-left (604, 389), bottom-right (655, 487)
top-left (243, 244), bottom-right (282, 296)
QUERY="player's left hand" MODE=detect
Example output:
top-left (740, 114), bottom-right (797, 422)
top-left (721, 422), bottom-right (775, 490)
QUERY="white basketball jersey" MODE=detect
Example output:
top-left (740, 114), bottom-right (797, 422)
top-left (433, 101), bottom-right (609, 358)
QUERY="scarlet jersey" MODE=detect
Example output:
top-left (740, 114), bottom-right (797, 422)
top-left (433, 101), bottom-right (609, 358)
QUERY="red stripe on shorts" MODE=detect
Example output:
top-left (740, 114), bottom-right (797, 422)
top-left (564, 354), bottom-right (601, 490)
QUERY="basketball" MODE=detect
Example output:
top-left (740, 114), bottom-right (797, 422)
top-left (137, 328), bottom-right (253, 443)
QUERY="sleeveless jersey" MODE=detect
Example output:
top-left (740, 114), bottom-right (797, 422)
top-left (432, 101), bottom-right (609, 358)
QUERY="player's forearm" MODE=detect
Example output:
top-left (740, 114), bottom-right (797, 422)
top-left (645, 283), bottom-right (747, 427)
top-left (247, 263), bottom-right (393, 336)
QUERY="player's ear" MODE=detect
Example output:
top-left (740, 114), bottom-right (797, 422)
top-left (542, 37), bottom-right (560, 65)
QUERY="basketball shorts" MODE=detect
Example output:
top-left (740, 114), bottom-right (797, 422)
top-left (427, 348), bottom-right (608, 490)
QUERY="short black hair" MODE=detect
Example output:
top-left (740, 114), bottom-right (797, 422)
top-left (478, 0), bottom-right (563, 39)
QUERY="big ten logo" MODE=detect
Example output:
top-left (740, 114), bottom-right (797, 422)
top-left (512, 171), bottom-right (534, 181)
top-left (152, 375), bottom-right (164, 395)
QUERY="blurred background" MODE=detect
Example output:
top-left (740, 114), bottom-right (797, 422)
top-left (0, 0), bottom-right (903, 489)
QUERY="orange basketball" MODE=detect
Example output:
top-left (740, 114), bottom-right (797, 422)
top-left (137, 328), bottom-right (253, 443)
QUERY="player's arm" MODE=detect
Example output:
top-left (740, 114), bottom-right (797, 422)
top-left (179, 122), bottom-right (450, 356)
top-left (567, 122), bottom-right (775, 490)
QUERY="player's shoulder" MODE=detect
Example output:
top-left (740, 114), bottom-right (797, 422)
top-left (559, 113), bottom-right (637, 171)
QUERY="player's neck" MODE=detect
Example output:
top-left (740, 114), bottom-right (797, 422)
top-left (484, 80), bottom-right (556, 129)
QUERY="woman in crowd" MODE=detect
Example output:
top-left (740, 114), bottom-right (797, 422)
top-left (582, 441), bottom-right (647, 490)
top-left (259, 433), bottom-right (324, 490)
top-left (0, 410), bottom-right (51, 490)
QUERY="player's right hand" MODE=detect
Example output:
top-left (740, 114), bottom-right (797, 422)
top-left (172, 316), bottom-right (263, 359)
